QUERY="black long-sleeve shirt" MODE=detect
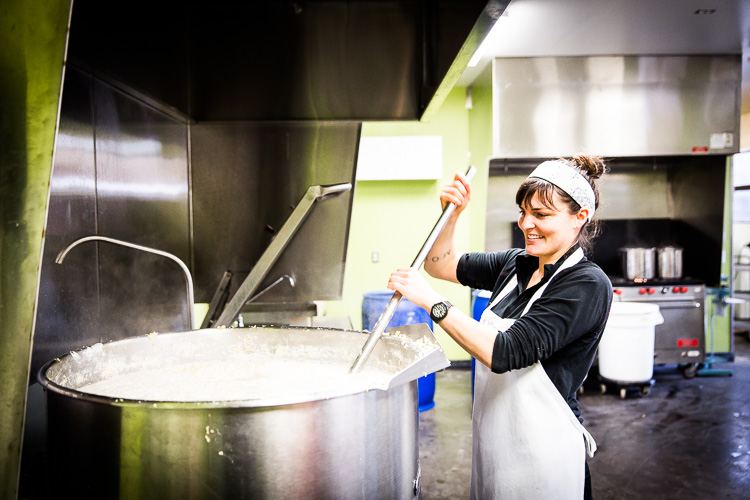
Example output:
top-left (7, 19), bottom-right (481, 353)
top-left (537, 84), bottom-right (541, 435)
top-left (457, 245), bottom-right (612, 419)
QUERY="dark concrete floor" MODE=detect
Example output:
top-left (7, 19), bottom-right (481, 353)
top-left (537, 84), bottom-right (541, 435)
top-left (418, 334), bottom-right (750, 499)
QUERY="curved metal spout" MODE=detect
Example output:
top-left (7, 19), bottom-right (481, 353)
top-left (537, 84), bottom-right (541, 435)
top-left (56, 235), bottom-right (195, 330)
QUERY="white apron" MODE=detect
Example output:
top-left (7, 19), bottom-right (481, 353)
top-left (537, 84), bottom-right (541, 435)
top-left (471, 248), bottom-right (596, 500)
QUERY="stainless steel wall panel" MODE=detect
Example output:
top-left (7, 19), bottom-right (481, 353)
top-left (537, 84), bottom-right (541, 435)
top-left (34, 67), bottom-right (100, 378)
top-left (93, 79), bottom-right (190, 336)
top-left (37, 68), bottom-right (192, 371)
top-left (190, 121), bottom-right (359, 302)
top-left (492, 56), bottom-right (741, 157)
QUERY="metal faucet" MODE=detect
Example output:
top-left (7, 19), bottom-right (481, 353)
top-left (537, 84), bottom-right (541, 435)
top-left (56, 235), bottom-right (195, 330)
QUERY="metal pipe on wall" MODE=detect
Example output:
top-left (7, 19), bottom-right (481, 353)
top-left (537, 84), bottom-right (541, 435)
top-left (56, 236), bottom-right (196, 330)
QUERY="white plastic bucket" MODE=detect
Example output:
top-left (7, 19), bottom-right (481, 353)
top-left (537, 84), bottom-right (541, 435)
top-left (598, 302), bottom-right (664, 383)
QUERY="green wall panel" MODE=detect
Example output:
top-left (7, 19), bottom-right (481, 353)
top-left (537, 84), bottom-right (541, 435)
top-left (0, 1), bottom-right (71, 496)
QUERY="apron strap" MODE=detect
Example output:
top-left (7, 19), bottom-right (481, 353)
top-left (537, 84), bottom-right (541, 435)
top-left (522, 247), bottom-right (583, 315)
top-left (487, 274), bottom-right (517, 309)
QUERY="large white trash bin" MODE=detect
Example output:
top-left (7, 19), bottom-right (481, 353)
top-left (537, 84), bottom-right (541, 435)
top-left (598, 302), bottom-right (664, 383)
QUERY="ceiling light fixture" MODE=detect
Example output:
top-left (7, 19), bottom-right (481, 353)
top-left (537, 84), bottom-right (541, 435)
top-left (467, 45), bottom-right (486, 67)
top-left (467, 10), bottom-right (509, 67)
top-left (694, 9), bottom-right (716, 15)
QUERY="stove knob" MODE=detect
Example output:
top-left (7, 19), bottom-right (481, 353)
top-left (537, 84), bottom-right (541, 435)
top-left (680, 286), bottom-right (688, 293)
top-left (639, 288), bottom-right (647, 295)
top-left (673, 286), bottom-right (680, 293)
top-left (613, 289), bottom-right (622, 295)
top-left (648, 287), bottom-right (656, 294)
top-left (661, 287), bottom-right (669, 294)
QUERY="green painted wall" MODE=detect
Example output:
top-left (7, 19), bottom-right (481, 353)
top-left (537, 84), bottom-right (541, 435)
top-left (0, 0), bottom-right (71, 496)
top-left (706, 159), bottom-right (734, 355)
top-left (324, 85), bottom-right (493, 361)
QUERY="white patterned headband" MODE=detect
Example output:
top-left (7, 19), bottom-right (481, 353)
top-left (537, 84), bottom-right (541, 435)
top-left (528, 160), bottom-right (596, 221)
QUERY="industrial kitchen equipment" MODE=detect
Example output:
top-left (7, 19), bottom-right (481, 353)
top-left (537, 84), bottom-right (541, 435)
top-left (38, 325), bottom-right (449, 499)
top-left (610, 277), bottom-right (706, 378)
top-left (37, 176), bottom-right (455, 500)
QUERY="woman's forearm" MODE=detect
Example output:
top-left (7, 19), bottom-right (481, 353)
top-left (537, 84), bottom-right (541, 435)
top-left (436, 306), bottom-right (496, 368)
top-left (424, 213), bottom-right (461, 283)
top-left (386, 266), bottom-right (494, 366)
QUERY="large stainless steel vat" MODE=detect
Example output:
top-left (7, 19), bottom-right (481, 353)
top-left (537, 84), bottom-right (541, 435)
top-left (38, 325), bottom-right (448, 499)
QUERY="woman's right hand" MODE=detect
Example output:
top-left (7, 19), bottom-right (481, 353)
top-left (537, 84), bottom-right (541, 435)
top-left (440, 171), bottom-right (472, 214)
top-left (425, 170), bottom-right (472, 284)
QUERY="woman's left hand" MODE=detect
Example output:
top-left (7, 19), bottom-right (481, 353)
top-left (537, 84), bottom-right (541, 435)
top-left (387, 267), bottom-right (443, 311)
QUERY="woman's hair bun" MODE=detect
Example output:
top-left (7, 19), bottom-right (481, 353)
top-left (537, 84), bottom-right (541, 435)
top-left (569, 153), bottom-right (606, 180)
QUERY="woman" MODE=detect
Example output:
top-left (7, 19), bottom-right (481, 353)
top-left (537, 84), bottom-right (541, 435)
top-left (387, 154), bottom-right (612, 499)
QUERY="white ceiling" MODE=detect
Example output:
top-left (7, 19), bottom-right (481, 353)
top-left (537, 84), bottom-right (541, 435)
top-left (457, 0), bottom-right (750, 112)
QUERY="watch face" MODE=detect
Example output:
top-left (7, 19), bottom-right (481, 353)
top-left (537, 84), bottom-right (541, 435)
top-left (433, 303), bottom-right (448, 318)
top-left (432, 301), bottom-right (450, 320)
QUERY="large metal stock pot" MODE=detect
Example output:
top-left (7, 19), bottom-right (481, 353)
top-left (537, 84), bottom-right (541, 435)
top-left (38, 325), bottom-right (448, 500)
top-left (657, 246), bottom-right (683, 279)
top-left (619, 246), bottom-right (656, 280)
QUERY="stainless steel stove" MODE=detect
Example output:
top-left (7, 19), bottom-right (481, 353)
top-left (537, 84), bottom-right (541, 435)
top-left (610, 277), bottom-right (705, 378)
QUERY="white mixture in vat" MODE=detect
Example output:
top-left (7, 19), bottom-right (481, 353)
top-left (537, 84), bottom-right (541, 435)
top-left (78, 355), bottom-right (394, 402)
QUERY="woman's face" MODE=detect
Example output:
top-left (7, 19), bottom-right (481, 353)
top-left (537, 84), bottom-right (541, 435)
top-left (518, 191), bottom-right (580, 266)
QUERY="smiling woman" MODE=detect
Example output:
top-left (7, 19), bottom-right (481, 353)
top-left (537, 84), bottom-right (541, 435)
top-left (386, 154), bottom-right (612, 499)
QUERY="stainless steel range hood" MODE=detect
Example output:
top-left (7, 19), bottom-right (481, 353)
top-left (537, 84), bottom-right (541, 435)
top-left (491, 55), bottom-right (741, 158)
top-left (68, 0), bottom-right (508, 121)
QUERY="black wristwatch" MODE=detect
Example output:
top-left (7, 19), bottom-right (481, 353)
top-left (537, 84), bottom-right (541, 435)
top-left (430, 300), bottom-right (453, 323)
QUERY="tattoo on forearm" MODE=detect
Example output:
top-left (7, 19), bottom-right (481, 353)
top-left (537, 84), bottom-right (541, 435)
top-left (430, 249), bottom-right (451, 262)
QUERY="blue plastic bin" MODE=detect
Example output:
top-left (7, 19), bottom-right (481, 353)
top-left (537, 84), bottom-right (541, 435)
top-left (362, 290), bottom-right (436, 412)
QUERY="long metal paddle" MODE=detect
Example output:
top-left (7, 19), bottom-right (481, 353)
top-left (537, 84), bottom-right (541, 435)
top-left (349, 165), bottom-right (477, 373)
